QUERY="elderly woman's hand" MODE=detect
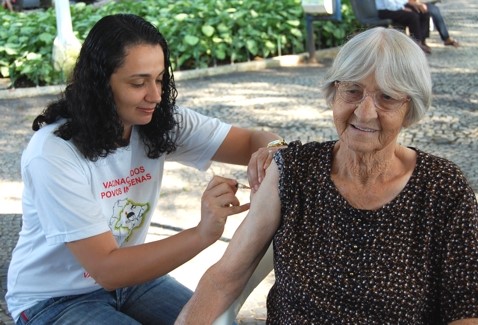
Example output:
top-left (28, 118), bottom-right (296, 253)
top-left (247, 139), bottom-right (287, 192)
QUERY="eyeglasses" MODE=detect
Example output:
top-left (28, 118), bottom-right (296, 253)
top-left (334, 81), bottom-right (410, 112)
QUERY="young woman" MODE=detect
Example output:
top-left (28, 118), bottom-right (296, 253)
top-left (6, 14), bottom-right (281, 325)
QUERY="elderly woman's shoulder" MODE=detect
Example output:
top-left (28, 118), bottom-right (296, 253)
top-left (415, 148), bottom-right (466, 176)
top-left (276, 140), bottom-right (335, 169)
top-left (414, 147), bottom-right (475, 197)
top-left (286, 140), bottom-right (336, 153)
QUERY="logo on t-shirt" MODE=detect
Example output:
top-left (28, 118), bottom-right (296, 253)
top-left (109, 198), bottom-right (150, 245)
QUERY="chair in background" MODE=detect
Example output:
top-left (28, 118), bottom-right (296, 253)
top-left (349, 0), bottom-right (392, 27)
top-left (350, 0), bottom-right (435, 46)
top-left (303, 0), bottom-right (342, 63)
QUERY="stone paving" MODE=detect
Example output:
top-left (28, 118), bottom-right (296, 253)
top-left (0, 1), bottom-right (477, 323)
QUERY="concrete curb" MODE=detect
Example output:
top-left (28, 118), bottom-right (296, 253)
top-left (0, 48), bottom-right (339, 100)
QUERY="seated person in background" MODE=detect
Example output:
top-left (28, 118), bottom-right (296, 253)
top-left (176, 27), bottom-right (478, 324)
top-left (409, 0), bottom-right (459, 47)
top-left (375, 0), bottom-right (432, 53)
top-left (2, 0), bottom-right (13, 11)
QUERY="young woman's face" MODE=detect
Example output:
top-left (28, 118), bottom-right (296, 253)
top-left (332, 74), bottom-right (410, 154)
top-left (109, 44), bottom-right (165, 139)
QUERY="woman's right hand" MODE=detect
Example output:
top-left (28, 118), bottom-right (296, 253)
top-left (197, 176), bottom-right (250, 243)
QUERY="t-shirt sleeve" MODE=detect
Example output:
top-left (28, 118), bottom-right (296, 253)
top-left (22, 138), bottom-right (109, 245)
top-left (166, 107), bottom-right (231, 170)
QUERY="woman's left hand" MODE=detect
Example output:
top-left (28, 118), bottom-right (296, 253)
top-left (247, 145), bottom-right (284, 192)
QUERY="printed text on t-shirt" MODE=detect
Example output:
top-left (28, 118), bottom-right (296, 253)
top-left (100, 165), bottom-right (152, 199)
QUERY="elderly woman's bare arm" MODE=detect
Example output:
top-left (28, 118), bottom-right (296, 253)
top-left (175, 161), bottom-right (282, 325)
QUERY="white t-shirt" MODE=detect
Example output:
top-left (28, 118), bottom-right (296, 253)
top-left (375, 0), bottom-right (407, 11)
top-left (6, 107), bottom-right (231, 322)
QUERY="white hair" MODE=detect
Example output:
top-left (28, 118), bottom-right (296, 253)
top-left (322, 27), bottom-right (432, 127)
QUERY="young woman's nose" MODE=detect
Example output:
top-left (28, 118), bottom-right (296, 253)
top-left (146, 83), bottom-right (162, 103)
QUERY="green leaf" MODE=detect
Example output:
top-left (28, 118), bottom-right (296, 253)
top-left (333, 28), bottom-right (346, 39)
top-left (20, 65), bottom-right (33, 74)
top-left (214, 48), bottom-right (226, 60)
top-left (184, 35), bottom-right (199, 46)
top-left (20, 27), bottom-right (36, 36)
top-left (246, 39), bottom-right (258, 56)
top-left (26, 52), bottom-right (42, 60)
top-left (217, 23), bottom-right (229, 33)
top-left (174, 13), bottom-right (189, 21)
top-left (286, 19), bottom-right (300, 27)
top-left (0, 66), bottom-right (9, 78)
top-left (265, 40), bottom-right (275, 50)
top-left (4, 45), bottom-right (18, 55)
top-left (38, 33), bottom-right (54, 43)
top-left (290, 28), bottom-right (302, 38)
top-left (201, 25), bottom-right (215, 37)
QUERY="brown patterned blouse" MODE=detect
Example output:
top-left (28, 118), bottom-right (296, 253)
top-left (268, 140), bottom-right (478, 324)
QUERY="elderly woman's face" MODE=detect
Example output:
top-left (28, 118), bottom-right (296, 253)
top-left (332, 74), bottom-right (409, 154)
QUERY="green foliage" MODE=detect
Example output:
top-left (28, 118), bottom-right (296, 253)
top-left (0, 0), bottom-right (360, 87)
top-left (312, 0), bottom-right (362, 48)
top-left (0, 9), bottom-right (64, 86)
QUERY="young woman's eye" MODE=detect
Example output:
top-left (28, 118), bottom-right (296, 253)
top-left (156, 79), bottom-right (163, 85)
top-left (132, 83), bottom-right (145, 88)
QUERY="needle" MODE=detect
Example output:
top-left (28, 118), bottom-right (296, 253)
top-left (236, 183), bottom-right (251, 190)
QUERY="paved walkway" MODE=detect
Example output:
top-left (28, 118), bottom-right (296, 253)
top-left (1, 1), bottom-right (477, 323)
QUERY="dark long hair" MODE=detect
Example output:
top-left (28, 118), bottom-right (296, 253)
top-left (32, 14), bottom-right (179, 160)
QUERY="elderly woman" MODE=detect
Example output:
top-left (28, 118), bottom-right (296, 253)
top-left (176, 27), bottom-right (478, 324)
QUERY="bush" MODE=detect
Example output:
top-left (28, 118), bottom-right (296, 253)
top-left (0, 0), bottom-right (359, 87)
